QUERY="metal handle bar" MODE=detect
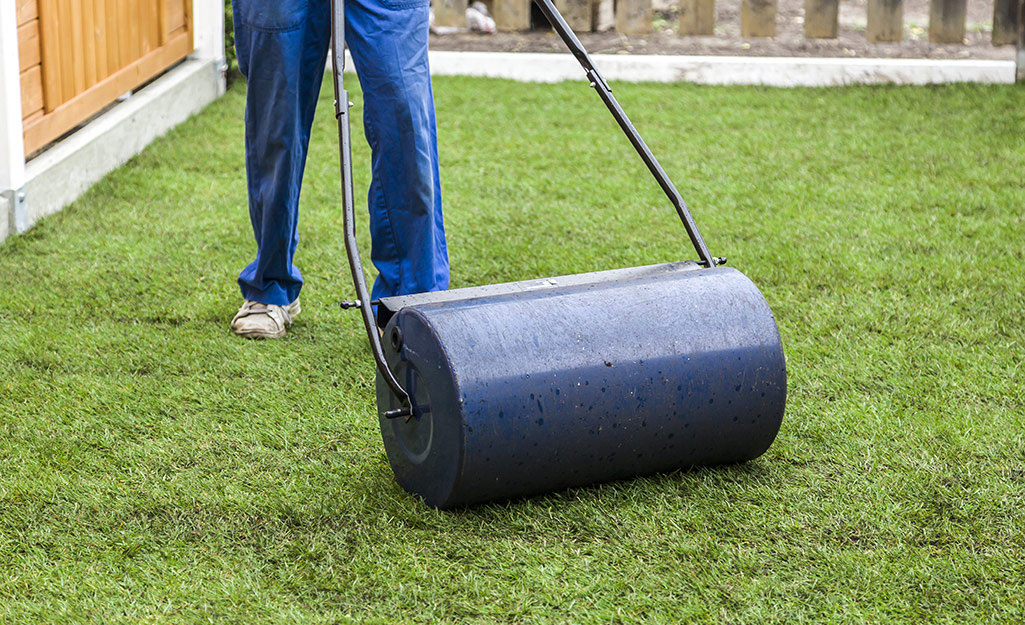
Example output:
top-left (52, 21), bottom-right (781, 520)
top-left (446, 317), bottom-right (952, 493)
top-left (331, 0), bottom-right (412, 420)
top-left (531, 0), bottom-right (718, 268)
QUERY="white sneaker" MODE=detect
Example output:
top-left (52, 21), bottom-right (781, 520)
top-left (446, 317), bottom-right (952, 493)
top-left (230, 299), bottom-right (301, 339)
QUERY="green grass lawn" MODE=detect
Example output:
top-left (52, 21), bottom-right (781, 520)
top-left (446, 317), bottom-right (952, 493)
top-left (1, 74), bottom-right (1023, 623)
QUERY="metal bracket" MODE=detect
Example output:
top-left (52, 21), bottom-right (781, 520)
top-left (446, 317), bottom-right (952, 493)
top-left (4, 186), bottom-right (28, 235)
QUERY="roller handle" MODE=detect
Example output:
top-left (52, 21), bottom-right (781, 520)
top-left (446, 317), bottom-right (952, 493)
top-left (332, 0), bottom-right (720, 418)
top-left (331, 0), bottom-right (412, 420)
top-left (531, 0), bottom-right (721, 268)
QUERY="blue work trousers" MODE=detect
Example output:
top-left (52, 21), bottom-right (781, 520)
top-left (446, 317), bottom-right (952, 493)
top-left (233, 0), bottom-right (449, 305)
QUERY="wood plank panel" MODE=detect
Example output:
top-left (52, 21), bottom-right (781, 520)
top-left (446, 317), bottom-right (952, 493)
top-left (17, 0), bottom-right (38, 25)
top-left (741, 0), bottom-right (777, 37)
top-left (94, 0), bottom-right (108, 77)
top-left (158, 0), bottom-right (168, 44)
top-left (69, 0), bottom-right (85, 95)
top-left (55, 0), bottom-right (75, 104)
top-left (132, 0), bottom-right (143, 63)
top-left (17, 20), bottom-right (42, 72)
top-left (804, 0), bottom-right (839, 38)
top-left (929, 0), bottom-right (966, 43)
top-left (145, 0), bottom-right (154, 52)
top-left (23, 32), bottom-right (192, 155)
top-left (82, 0), bottom-right (97, 88)
top-left (184, 0), bottom-right (193, 50)
top-left (679, 0), bottom-right (715, 36)
top-left (155, 2), bottom-right (165, 48)
top-left (21, 66), bottom-right (45, 118)
top-left (615, 0), bottom-right (652, 33)
top-left (105, 0), bottom-right (120, 74)
top-left (867, 0), bottom-right (903, 42)
top-left (117, 0), bottom-right (130, 71)
top-left (992, 0), bottom-right (1019, 45)
top-left (141, 0), bottom-right (154, 54)
top-left (27, 0), bottom-right (194, 154)
top-left (141, 0), bottom-right (152, 53)
top-left (156, 0), bottom-right (168, 45)
top-left (38, 0), bottom-right (64, 110)
top-left (116, 0), bottom-right (129, 69)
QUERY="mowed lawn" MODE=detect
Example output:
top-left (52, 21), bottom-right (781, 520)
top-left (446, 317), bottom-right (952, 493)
top-left (1, 74), bottom-right (1023, 623)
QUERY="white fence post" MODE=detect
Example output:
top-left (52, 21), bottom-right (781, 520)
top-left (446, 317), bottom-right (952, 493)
top-left (0, 0), bottom-right (27, 240)
top-left (1018, 0), bottom-right (1025, 82)
top-left (191, 0), bottom-right (228, 93)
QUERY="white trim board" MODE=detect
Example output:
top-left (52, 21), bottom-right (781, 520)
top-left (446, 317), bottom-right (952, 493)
top-left (0, 0), bottom-right (26, 194)
top-left (388, 52), bottom-right (1016, 87)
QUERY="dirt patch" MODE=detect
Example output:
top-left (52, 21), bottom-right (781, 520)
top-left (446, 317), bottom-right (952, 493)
top-left (430, 0), bottom-right (1016, 59)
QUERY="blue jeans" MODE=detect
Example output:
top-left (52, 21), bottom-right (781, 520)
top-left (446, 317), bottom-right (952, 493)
top-left (232, 0), bottom-right (449, 305)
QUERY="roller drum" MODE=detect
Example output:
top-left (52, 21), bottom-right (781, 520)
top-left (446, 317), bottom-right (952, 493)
top-left (376, 263), bottom-right (786, 508)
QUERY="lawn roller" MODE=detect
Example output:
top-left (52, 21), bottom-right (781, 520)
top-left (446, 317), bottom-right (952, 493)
top-left (331, 0), bottom-right (786, 508)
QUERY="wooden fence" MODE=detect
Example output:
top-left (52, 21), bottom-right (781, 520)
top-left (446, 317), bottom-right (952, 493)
top-left (17, 0), bottom-right (193, 155)
top-left (436, 0), bottom-right (1023, 44)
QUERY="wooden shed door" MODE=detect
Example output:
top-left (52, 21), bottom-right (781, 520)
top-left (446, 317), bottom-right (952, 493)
top-left (18, 0), bottom-right (193, 156)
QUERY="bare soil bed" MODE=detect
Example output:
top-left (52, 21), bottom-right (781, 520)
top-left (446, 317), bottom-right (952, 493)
top-left (430, 0), bottom-right (1016, 59)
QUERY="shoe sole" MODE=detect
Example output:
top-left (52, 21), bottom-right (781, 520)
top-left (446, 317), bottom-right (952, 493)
top-left (233, 326), bottom-right (287, 340)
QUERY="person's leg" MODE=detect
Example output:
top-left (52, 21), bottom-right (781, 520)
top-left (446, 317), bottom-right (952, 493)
top-left (345, 0), bottom-right (449, 300)
top-left (233, 0), bottom-right (331, 306)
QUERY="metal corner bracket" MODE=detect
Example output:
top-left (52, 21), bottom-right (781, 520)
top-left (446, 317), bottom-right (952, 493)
top-left (3, 186), bottom-right (28, 235)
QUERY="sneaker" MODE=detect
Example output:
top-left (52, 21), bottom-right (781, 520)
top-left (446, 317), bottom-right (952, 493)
top-left (230, 299), bottom-right (301, 339)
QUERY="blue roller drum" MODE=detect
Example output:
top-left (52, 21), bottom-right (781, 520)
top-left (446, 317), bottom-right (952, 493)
top-left (375, 263), bottom-right (786, 508)
top-left (330, 0), bottom-right (788, 508)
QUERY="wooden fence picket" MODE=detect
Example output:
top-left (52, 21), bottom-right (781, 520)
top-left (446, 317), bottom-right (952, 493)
top-left (741, 0), bottom-right (776, 37)
top-left (804, 0), bottom-right (839, 38)
top-left (1017, 0), bottom-right (1024, 82)
top-left (867, 0), bottom-right (903, 42)
top-left (679, 0), bottom-right (715, 36)
top-left (493, 0), bottom-right (531, 30)
top-left (992, 0), bottom-right (1019, 45)
top-left (615, 0), bottom-right (652, 33)
top-left (432, 0), bottom-right (467, 27)
top-left (929, 0), bottom-right (967, 43)
top-left (555, 0), bottom-right (593, 31)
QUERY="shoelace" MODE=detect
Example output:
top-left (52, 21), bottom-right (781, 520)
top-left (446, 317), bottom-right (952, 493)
top-left (236, 301), bottom-right (291, 325)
